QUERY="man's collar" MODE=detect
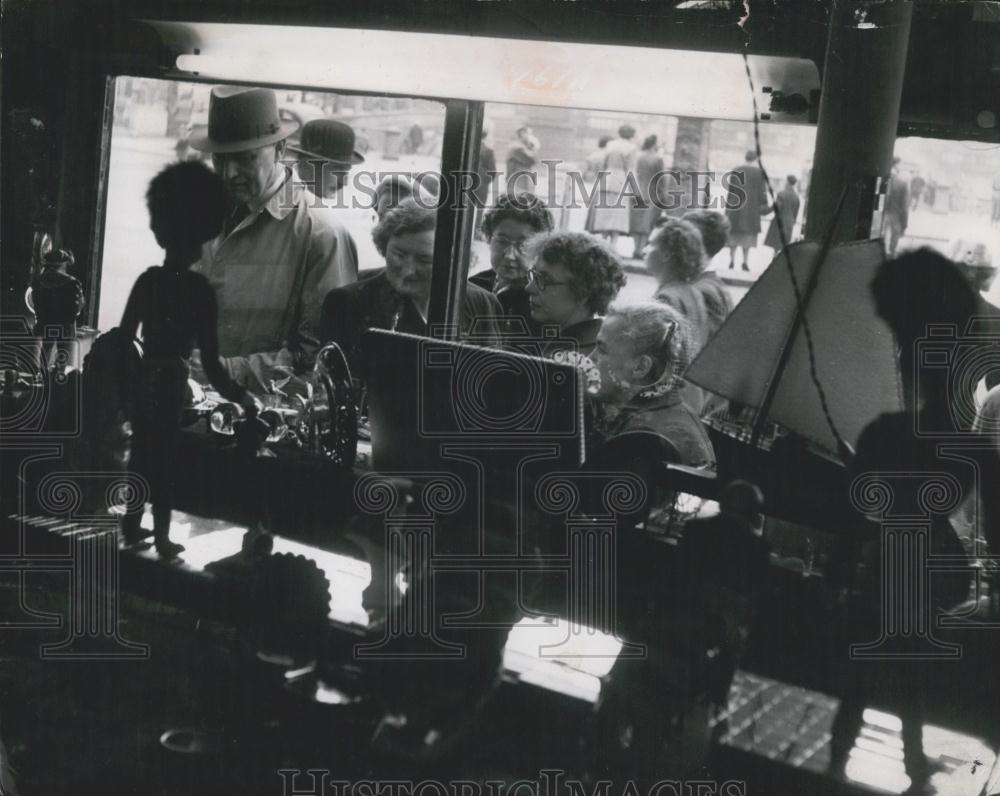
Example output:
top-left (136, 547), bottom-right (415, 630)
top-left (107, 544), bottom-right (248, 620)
top-left (256, 166), bottom-right (300, 221)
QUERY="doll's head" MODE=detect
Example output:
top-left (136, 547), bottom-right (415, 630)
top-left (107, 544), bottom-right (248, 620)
top-left (146, 161), bottom-right (229, 267)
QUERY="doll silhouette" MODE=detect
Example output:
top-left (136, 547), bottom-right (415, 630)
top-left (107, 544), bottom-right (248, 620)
top-left (119, 161), bottom-right (259, 558)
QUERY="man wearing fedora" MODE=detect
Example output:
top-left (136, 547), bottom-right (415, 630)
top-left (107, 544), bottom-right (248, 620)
top-left (189, 86), bottom-right (359, 393)
top-left (288, 118), bottom-right (365, 203)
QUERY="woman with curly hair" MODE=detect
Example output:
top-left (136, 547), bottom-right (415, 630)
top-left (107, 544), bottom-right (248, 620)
top-left (646, 218), bottom-right (716, 345)
top-left (321, 199), bottom-right (501, 380)
top-left (524, 230), bottom-right (627, 357)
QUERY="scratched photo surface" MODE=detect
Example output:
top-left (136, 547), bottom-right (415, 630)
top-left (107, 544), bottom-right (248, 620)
top-left (2, 3), bottom-right (1000, 796)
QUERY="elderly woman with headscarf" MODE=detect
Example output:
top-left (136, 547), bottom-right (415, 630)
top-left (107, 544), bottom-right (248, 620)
top-left (589, 300), bottom-right (715, 469)
top-left (522, 230), bottom-right (627, 360)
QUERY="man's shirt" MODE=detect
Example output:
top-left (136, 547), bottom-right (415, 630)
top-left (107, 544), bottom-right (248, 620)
top-left (193, 166), bottom-right (358, 392)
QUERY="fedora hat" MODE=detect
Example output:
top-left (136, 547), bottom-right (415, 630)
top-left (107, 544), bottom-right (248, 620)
top-left (189, 87), bottom-right (298, 154)
top-left (287, 119), bottom-right (365, 165)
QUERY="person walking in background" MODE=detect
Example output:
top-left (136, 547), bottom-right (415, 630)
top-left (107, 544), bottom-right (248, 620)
top-left (590, 124), bottom-right (637, 251)
top-left (584, 135), bottom-right (612, 235)
top-left (474, 126), bottom-right (497, 235)
top-left (991, 172), bottom-right (1000, 227)
top-left (724, 150), bottom-right (767, 272)
top-left (763, 175), bottom-right (801, 253)
top-left (882, 157), bottom-right (909, 257)
top-left (630, 134), bottom-right (666, 260)
top-left (506, 125), bottom-right (540, 195)
top-left (909, 172), bottom-right (925, 211)
top-left (584, 136), bottom-right (612, 181)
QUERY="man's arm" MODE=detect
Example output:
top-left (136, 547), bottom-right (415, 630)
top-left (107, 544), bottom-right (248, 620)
top-left (320, 284), bottom-right (366, 380)
top-left (194, 279), bottom-right (250, 405)
top-left (207, 215), bottom-right (361, 393)
top-left (292, 218), bottom-right (360, 371)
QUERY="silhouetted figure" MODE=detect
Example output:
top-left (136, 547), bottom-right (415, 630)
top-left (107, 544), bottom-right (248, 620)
top-left (828, 249), bottom-right (996, 794)
top-left (119, 161), bottom-right (259, 558)
top-left (30, 247), bottom-right (84, 372)
top-left (505, 125), bottom-right (540, 194)
top-left (909, 173), bottom-right (925, 210)
top-left (763, 175), bottom-right (801, 252)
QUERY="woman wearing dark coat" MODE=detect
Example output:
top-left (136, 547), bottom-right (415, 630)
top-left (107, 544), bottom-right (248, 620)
top-left (470, 193), bottom-right (554, 339)
top-left (629, 134), bottom-right (666, 259)
top-left (321, 199), bottom-right (501, 382)
top-left (763, 175), bottom-right (801, 252)
top-left (724, 150), bottom-right (768, 271)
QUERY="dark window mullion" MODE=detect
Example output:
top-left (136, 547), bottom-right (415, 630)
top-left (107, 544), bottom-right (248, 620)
top-left (428, 99), bottom-right (484, 340)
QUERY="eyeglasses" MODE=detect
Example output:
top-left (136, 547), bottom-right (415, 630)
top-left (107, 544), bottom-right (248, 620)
top-left (526, 269), bottom-right (569, 292)
top-left (492, 235), bottom-right (527, 253)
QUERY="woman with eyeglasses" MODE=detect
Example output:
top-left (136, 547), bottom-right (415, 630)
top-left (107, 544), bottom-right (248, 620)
top-left (470, 193), bottom-right (554, 337)
top-left (523, 231), bottom-right (627, 359)
top-left (589, 301), bottom-right (715, 468)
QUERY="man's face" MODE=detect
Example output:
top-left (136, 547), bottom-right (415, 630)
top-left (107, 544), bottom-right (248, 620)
top-left (488, 218), bottom-right (536, 282)
top-left (385, 230), bottom-right (436, 302)
top-left (213, 144), bottom-right (279, 206)
top-left (321, 164), bottom-right (350, 198)
top-left (295, 156), bottom-right (350, 199)
top-left (591, 315), bottom-right (642, 400)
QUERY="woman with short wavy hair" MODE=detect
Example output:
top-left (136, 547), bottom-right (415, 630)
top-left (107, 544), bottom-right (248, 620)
top-left (524, 230), bottom-right (627, 357)
top-left (321, 198), bottom-right (501, 380)
top-left (645, 218), bottom-right (729, 413)
top-left (471, 193), bottom-right (554, 337)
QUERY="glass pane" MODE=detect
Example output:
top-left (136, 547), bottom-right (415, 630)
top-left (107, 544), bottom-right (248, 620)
top-left (474, 102), bottom-right (817, 312)
top-left (100, 77), bottom-right (448, 332)
top-left (874, 138), bottom-right (1000, 304)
